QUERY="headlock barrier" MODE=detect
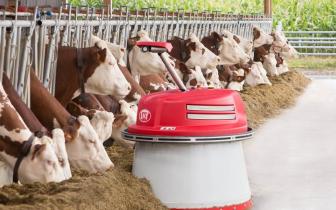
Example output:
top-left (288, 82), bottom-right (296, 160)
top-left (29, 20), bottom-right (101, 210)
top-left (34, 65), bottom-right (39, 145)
top-left (0, 4), bottom-right (272, 106)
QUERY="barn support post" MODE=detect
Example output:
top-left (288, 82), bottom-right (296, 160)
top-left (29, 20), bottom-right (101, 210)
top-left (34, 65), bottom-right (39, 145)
top-left (264, 0), bottom-right (272, 17)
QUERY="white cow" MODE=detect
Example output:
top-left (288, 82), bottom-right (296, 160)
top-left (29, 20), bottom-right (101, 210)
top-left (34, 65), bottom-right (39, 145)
top-left (262, 53), bottom-right (279, 76)
top-left (245, 62), bottom-right (272, 86)
top-left (218, 36), bottom-right (251, 66)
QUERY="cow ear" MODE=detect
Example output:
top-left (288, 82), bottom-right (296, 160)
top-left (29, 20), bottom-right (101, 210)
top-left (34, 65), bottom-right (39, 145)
top-left (187, 42), bottom-right (197, 51)
top-left (113, 114), bottom-right (128, 128)
top-left (253, 28), bottom-right (261, 40)
top-left (211, 32), bottom-right (223, 42)
top-left (31, 144), bottom-right (46, 160)
top-left (270, 31), bottom-right (276, 39)
top-left (233, 35), bottom-right (240, 44)
top-left (97, 48), bottom-right (107, 62)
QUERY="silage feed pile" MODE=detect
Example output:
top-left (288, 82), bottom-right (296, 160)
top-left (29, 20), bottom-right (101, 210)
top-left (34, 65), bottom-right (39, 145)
top-left (0, 70), bottom-right (310, 210)
top-left (241, 70), bottom-right (311, 128)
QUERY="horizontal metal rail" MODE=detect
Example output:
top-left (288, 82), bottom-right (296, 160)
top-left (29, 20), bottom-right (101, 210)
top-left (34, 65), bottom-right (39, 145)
top-left (285, 31), bottom-right (336, 34)
top-left (289, 41), bottom-right (336, 44)
top-left (0, 8), bottom-right (272, 105)
top-left (285, 31), bottom-right (336, 56)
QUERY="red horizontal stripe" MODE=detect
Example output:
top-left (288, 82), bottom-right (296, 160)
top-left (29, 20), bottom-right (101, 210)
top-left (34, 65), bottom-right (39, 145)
top-left (171, 199), bottom-right (252, 210)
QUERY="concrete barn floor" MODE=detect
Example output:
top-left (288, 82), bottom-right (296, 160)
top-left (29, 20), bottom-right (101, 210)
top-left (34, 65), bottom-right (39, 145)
top-left (243, 78), bottom-right (336, 210)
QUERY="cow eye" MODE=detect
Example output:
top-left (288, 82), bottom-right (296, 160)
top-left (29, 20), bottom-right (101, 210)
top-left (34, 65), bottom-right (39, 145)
top-left (202, 48), bottom-right (205, 55)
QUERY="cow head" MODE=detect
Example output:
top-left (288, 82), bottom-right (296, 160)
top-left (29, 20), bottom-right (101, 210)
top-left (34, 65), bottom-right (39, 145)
top-left (18, 135), bottom-right (68, 183)
top-left (202, 67), bottom-right (223, 88)
top-left (253, 26), bottom-right (274, 48)
top-left (111, 100), bottom-right (137, 148)
top-left (271, 31), bottom-right (298, 59)
top-left (227, 68), bottom-right (246, 91)
top-left (49, 128), bottom-right (72, 179)
top-left (83, 46), bottom-right (131, 100)
top-left (175, 61), bottom-right (207, 88)
top-left (184, 34), bottom-right (221, 69)
top-left (89, 110), bottom-right (115, 143)
top-left (277, 60), bottom-right (290, 75)
top-left (58, 115), bottom-right (113, 173)
top-left (245, 62), bottom-right (272, 87)
top-left (223, 30), bottom-right (253, 56)
top-left (128, 31), bottom-right (168, 82)
top-left (218, 36), bottom-right (251, 65)
top-left (90, 35), bottom-right (127, 67)
top-left (262, 53), bottom-right (279, 76)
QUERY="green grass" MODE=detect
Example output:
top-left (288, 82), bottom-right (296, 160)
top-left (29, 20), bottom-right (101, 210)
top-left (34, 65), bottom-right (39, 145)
top-left (288, 57), bottom-right (336, 70)
top-left (68, 0), bottom-right (336, 31)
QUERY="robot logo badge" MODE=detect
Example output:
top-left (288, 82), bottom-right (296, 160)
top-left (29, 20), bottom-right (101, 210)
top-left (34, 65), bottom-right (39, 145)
top-left (139, 109), bottom-right (151, 123)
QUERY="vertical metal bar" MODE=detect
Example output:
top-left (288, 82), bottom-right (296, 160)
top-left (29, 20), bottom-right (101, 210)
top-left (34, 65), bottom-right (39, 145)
top-left (17, 7), bottom-right (38, 98)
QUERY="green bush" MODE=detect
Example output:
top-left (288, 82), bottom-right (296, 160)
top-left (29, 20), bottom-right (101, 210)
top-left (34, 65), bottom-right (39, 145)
top-left (67, 0), bottom-right (335, 31)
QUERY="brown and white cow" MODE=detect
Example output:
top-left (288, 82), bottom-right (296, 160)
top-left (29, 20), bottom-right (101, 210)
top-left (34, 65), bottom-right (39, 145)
top-left (55, 45), bottom-right (131, 106)
top-left (271, 30), bottom-right (298, 59)
top-left (174, 63), bottom-right (208, 88)
top-left (70, 94), bottom-right (115, 142)
top-left (2, 74), bottom-right (72, 179)
top-left (201, 32), bottom-right (251, 66)
top-left (202, 67), bottom-right (223, 88)
top-left (95, 95), bottom-right (136, 148)
top-left (90, 34), bottom-right (127, 67)
top-left (30, 70), bottom-right (113, 173)
top-left (168, 33), bottom-right (221, 69)
top-left (253, 26), bottom-right (274, 48)
top-left (89, 35), bottom-right (146, 101)
top-left (0, 83), bottom-right (67, 186)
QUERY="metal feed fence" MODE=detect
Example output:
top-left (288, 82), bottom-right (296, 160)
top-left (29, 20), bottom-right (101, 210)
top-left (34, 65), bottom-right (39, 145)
top-left (0, 5), bottom-right (272, 106)
top-left (285, 31), bottom-right (336, 56)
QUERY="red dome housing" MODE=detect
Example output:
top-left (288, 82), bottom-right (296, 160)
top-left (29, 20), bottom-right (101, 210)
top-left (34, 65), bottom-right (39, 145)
top-left (127, 88), bottom-right (248, 137)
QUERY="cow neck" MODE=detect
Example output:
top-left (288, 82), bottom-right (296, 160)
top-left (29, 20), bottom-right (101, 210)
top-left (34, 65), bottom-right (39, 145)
top-left (0, 87), bottom-right (27, 131)
top-left (76, 47), bottom-right (86, 104)
top-left (30, 70), bottom-right (73, 130)
top-left (55, 47), bottom-right (98, 107)
top-left (2, 73), bottom-right (49, 137)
